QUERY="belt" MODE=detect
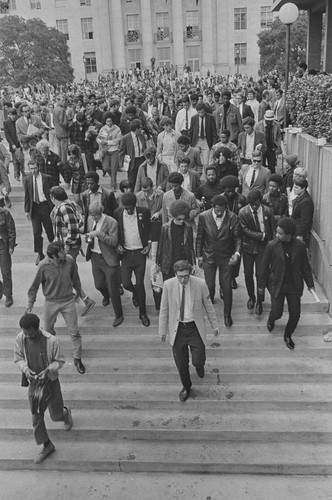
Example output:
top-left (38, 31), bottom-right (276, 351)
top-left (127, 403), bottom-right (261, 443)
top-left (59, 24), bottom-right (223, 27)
top-left (124, 248), bottom-right (143, 252)
top-left (178, 321), bottom-right (195, 328)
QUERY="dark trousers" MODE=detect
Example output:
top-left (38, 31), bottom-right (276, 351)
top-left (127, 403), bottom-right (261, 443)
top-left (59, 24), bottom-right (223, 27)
top-left (269, 282), bottom-right (301, 337)
top-left (122, 249), bottom-right (147, 315)
top-left (203, 260), bottom-right (232, 315)
top-left (31, 202), bottom-right (54, 255)
top-left (128, 156), bottom-right (145, 188)
top-left (263, 149), bottom-right (277, 173)
top-left (91, 252), bottom-right (122, 317)
top-left (28, 378), bottom-right (65, 445)
top-left (172, 322), bottom-right (206, 389)
top-left (243, 249), bottom-right (266, 299)
top-left (0, 251), bottom-right (12, 298)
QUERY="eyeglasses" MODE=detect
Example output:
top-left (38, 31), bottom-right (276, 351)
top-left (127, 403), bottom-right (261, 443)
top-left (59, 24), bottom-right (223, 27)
top-left (252, 159), bottom-right (261, 163)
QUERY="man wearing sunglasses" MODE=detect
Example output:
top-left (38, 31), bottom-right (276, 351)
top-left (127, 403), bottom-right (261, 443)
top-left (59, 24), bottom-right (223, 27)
top-left (239, 149), bottom-right (270, 197)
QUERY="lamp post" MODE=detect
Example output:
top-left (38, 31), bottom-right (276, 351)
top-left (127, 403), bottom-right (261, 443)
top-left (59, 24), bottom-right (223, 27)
top-left (279, 2), bottom-right (299, 129)
top-left (236, 49), bottom-right (240, 77)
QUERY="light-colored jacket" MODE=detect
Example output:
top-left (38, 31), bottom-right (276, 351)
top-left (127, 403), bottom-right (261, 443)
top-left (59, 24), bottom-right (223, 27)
top-left (14, 329), bottom-right (65, 381)
top-left (158, 275), bottom-right (218, 346)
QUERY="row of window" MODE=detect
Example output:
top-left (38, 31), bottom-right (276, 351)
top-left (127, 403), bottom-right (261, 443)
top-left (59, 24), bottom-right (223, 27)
top-left (29, 0), bottom-right (91, 9)
top-left (235, 6), bottom-right (273, 30)
top-left (83, 43), bottom-right (248, 75)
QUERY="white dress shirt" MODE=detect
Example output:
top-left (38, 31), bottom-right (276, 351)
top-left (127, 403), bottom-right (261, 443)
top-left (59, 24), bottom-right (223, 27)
top-left (178, 280), bottom-right (194, 322)
top-left (91, 214), bottom-right (105, 254)
top-left (131, 132), bottom-right (143, 158)
top-left (245, 131), bottom-right (255, 160)
top-left (175, 107), bottom-right (197, 133)
top-left (33, 173), bottom-right (47, 202)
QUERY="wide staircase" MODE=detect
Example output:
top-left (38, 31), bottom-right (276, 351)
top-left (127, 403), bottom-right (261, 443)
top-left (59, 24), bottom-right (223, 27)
top-left (0, 183), bottom-right (332, 474)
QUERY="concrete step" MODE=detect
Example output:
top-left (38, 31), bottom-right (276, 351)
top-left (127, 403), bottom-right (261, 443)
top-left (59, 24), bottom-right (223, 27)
top-left (0, 439), bottom-right (331, 474)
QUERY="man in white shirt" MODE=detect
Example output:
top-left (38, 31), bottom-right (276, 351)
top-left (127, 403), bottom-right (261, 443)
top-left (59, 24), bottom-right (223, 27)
top-left (175, 96), bottom-right (197, 135)
top-left (159, 260), bottom-right (218, 402)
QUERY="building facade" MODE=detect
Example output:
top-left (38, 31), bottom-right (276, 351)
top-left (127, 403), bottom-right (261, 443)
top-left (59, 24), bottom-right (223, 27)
top-left (2, 0), bottom-right (275, 80)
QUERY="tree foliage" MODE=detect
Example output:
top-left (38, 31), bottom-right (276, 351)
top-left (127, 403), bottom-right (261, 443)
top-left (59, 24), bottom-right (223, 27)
top-left (257, 15), bottom-right (308, 75)
top-left (0, 15), bottom-right (74, 87)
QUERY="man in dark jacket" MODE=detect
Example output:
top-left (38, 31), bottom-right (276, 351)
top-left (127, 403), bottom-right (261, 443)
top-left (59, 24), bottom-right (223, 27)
top-left (258, 217), bottom-right (314, 349)
top-left (81, 171), bottom-right (117, 233)
top-left (291, 178), bottom-right (314, 248)
top-left (0, 206), bottom-right (16, 307)
top-left (114, 192), bottom-right (151, 327)
top-left (239, 189), bottom-right (275, 315)
top-left (196, 194), bottom-right (241, 326)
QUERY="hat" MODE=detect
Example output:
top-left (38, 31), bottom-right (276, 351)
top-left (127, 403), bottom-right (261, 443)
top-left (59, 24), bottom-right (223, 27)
top-left (264, 110), bottom-right (275, 121)
top-left (285, 155), bottom-right (300, 168)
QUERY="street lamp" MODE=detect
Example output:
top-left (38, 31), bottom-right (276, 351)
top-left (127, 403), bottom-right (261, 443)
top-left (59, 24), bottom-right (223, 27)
top-left (279, 2), bottom-right (299, 129)
top-left (236, 49), bottom-right (240, 77)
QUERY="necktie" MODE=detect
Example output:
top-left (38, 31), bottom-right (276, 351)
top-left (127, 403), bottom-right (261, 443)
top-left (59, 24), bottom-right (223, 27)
top-left (200, 117), bottom-right (205, 138)
top-left (180, 285), bottom-right (185, 321)
top-left (185, 110), bottom-right (189, 131)
top-left (34, 176), bottom-right (40, 204)
top-left (249, 168), bottom-right (256, 187)
top-left (136, 135), bottom-right (141, 156)
top-left (253, 209), bottom-right (260, 231)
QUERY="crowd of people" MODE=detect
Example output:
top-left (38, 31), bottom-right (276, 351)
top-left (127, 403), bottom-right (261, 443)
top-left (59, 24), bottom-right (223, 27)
top-left (0, 69), bottom-right (316, 463)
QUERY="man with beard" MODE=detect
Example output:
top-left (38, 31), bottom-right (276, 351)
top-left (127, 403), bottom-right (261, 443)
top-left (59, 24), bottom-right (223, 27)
top-left (195, 166), bottom-right (223, 211)
top-left (213, 90), bottom-right (243, 144)
top-left (262, 174), bottom-right (289, 222)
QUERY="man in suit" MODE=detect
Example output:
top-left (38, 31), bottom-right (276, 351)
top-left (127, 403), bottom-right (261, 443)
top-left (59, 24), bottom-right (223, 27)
top-left (85, 202), bottom-right (123, 327)
top-left (255, 110), bottom-right (282, 174)
top-left (119, 119), bottom-right (146, 188)
top-left (23, 161), bottom-right (54, 265)
top-left (3, 108), bottom-right (20, 174)
top-left (235, 92), bottom-right (255, 120)
top-left (213, 90), bottom-right (243, 144)
top-left (134, 145), bottom-right (169, 193)
top-left (114, 192), bottom-right (151, 327)
top-left (156, 93), bottom-right (169, 117)
top-left (239, 189), bottom-right (275, 315)
top-left (239, 150), bottom-right (270, 197)
top-left (81, 171), bottom-right (117, 233)
top-left (53, 95), bottom-right (70, 164)
top-left (178, 157), bottom-right (201, 194)
top-left (16, 103), bottom-right (45, 148)
top-left (175, 96), bottom-right (197, 136)
top-left (238, 117), bottom-right (267, 165)
top-left (159, 260), bottom-right (219, 402)
top-left (258, 217), bottom-right (314, 349)
top-left (196, 195), bottom-right (241, 326)
top-left (175, 135), bottom-right (203, 176)
top-left (189, 103), bottom-right (218, 178)
top-left (291, 178), bottom-right (314, 248)
top-left (36, 139), bottom-right (64, 186)
top-left (273, 88), bottom-right (285, 128)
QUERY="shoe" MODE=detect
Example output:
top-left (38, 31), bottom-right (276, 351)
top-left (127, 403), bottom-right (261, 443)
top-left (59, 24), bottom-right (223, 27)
top-left (247, 297), bottom-right (256, 310)
top-left (63, 407), bottom-right (73, 431)
top-left (0, 281), bottom-right (3, 300)
top-left (196, 366), bottom-right (205, 378)
top-left (284, 336), bottom-right (295, 350)
top-left (5, 296), bottom-right (13, 308)
top-left (113, 315), bottom-right (124, 327)
top-left (35, 253), bottom-right (45, 266)
top-left (224, 315), bottom-right (233, 327)
top-left (267, 318), bottom-right (275, 332)
top-left (74, 358), bottom-right (86, 374)
top-left (231, 278), bottom-right (238, 289)
top-left (102, 297), bottom-right (110, 306)
top-left (219, 289), bottom-right (224, 300)
top-left (179, 387), bottom-right (191, 402)
top-left (139, 314), bottom-right (150, 327)
top-left (81, 298), bottom-right (95, 317)
top-left (255, 302), bottom-right (263, 316)
top-left (119, 285), bottom-right (124, 296)
top-left (34, 441), bottom-right (55, 464)
top-left (132, 295), bottom-right (139, 307)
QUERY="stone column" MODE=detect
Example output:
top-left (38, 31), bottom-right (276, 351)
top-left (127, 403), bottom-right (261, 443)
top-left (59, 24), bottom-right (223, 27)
top-left (201, 0), bottom-right (214, 75)
top-left (140, 0), bottom-right (154, 68)
top-left (323, 0), bottom-right (332, 73)
top-left (110, 0), bottom-right (126, 71)
top-left (172, 0), bottom-right (185, 70)
top-left (307, 11), bottom-right (323, 71)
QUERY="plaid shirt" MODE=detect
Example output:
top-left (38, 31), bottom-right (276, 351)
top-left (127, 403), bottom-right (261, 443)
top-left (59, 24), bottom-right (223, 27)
top-left (209, 140), bottom-right (242, 171)
top-left (51, 201), bottom-right (82, 247)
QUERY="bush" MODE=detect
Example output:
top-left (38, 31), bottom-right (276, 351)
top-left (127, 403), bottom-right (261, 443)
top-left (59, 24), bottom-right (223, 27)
top-left (287, 75), bottom-right (332, 142)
